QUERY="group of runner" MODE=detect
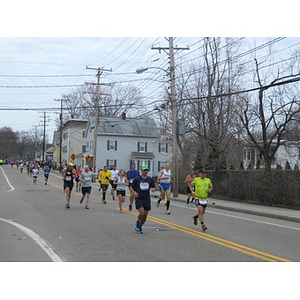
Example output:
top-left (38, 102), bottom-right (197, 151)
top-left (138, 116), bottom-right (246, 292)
top-left (60, 161), bottom-right (213, 235)
top-left (17, 159), bottom-right (213, 234)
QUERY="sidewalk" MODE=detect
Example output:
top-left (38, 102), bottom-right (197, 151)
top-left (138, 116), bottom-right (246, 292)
top-left (151, 191), bottom-right (300, 224)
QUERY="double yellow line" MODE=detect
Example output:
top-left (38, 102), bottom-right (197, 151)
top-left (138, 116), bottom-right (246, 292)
top-left (124, 209), bottom-right (291, 262)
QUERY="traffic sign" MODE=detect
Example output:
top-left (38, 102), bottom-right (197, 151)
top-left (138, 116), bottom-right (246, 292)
top-left (70, 153), bottom-right (76, 160)
top-left (85, 155), bottom-right (92, 162)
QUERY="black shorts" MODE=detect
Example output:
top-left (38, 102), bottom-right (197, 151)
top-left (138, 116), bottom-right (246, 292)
top-left (101, 184), bottom-right (109, 191)
top-left (110, 180), bottom-right (117, 189)
top-left (82, 186), bottom-right (92, 195)
top-left (135, 200), bottom-right (151, 211)
top-left (186, 186), bottom-right (192, 194)
top-left (64, 181), bottom-right (74, 191)
top-left (75, 177), bottom-right (80, 182)
top-left (117, 190), bottom-right (125, 196)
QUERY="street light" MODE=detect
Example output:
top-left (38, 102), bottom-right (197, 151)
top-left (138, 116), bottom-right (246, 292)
top-left (136, 65), bottom-right (179, 197)
top-left (136, 67), bottom-right (169, 74)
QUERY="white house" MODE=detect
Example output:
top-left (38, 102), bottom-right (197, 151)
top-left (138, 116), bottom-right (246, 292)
top-left (83, 116), bottom-right (172, 177)
top-left (243, 141), bottom-right (300, 169)
top-left (61, 119), bottom-right (88, 166)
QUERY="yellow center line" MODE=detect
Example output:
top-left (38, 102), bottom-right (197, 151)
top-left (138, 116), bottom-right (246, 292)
top-left (122, 208), bottom-right (292, 262)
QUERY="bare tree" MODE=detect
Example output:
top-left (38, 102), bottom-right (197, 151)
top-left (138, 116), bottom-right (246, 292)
top-left (238, 58), bottom-right (300, 171)
top-left (184, 37), bottom-right (244, 172)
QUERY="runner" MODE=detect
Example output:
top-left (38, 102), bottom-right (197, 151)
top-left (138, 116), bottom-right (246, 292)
top-left (110, 165), bottom-right (119, 200)
top-left (98, 165), bottom-right (111, 204)
top-left (75, 166), bottom-right (83, 192)
top-left (127, 162), bottom-right (140, 211)
top-left (43, 164), bottom-right (50, 185)
top-left (185, 170), bottom-right (196, 207)
top-left (113, 169), bottom-right (128, 212)
top-left (191, 169), bottom-right (213, 232)
top-left (32, 166), bottom-right (39, 185)
top-left (19, 162), bottom-right (24, 174)
top-left (156, 162), bottom-right (172, 214)
top-left (130, 165), bottom-right (156, 234)
top-left (62, 162), bottom-right (76, 209)
top-left (79, 165), bottom-right (97, 209)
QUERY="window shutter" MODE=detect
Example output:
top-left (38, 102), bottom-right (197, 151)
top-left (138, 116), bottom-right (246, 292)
top-left (114, 160), bottom-right (117, 166)
top-left (115, 141), bottom-right (117, 151)
top-left (148, 160), bottom-right (151, 171)
top-left (107, 140), bottom-right (109, 151)
top-left (158, 161), bottom-right (161, 172)
top-left (158, 142), bottom-right (161, 153)
top-left (137, 160), bottom-right (140, 171)
top-left (138, 142), bottom-right (140, 152)
top-left (166, 143), bottom-right (168, 153)
top-left (145, 142), bottom-right (148, 152)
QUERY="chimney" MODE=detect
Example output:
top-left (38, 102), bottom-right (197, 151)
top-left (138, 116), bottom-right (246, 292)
top-left (121, 112), bottom-right (126, 120)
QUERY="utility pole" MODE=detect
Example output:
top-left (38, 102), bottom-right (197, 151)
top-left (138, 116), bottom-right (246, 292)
top-left (54, 99), bottom-right (65, 170)
top-left (151, 37), bottom-right (189, 197)
top-left (85, 66), bottom-right (112, 172)
top-left (39, 112), bottom-right (50, 162)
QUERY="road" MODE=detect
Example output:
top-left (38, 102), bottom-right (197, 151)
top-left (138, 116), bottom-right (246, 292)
top-left (1, 164), bottom-right (299, 262)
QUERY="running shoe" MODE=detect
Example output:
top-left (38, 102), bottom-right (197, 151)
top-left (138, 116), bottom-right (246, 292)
top-left (66, 204), bottom-right (70, 209)
top-left (156, 200), bottom-right (160, 208)
top-left (85, 205), bottom-right (89, 209)
top-left (102, 199), bottom-right (107, 204)
top-left (202, 225), bottom-right (208, 232)
top-left (166, 210), bottom-right (170, 215)
top-left (80, 197), bottom-right (84, 204)
top-left (119, 209), bottom-right (123, 213)
top-left (113, 196), bottom-right (115, 201)
top-left (193, 215), bottom-right (198, 225)
top-left (129, 204), bottom-right (132, 211)
top-left (135, 221), bottom-right (140, 232)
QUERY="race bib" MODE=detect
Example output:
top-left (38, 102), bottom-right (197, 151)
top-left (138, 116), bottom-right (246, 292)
top-left (85, 176), bottom-right (91, 181)
top-left (140, 182), bottom-right (149, 190)
top-left (65, 176), bottom-right (71, 181)
top-left (130, 179), bottom-right (133, 183)
top-left (199, 198), bottom-right (207, 205)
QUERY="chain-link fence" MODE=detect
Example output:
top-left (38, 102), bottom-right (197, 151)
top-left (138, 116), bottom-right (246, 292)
top-left (178, 170), bottom-right (300, 209)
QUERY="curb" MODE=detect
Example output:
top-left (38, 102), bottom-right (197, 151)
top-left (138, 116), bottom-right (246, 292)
top-left (155, 195), bottom-right (300, 224)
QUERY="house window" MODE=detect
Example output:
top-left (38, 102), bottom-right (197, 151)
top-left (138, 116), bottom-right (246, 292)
top-left (82, 130), bottom-right (85, 138)
top-left (107, 140), bottom-right (118, 151)
top-left (138, 142), bottom-right (147, 152)
top-left (63, 132), bottom-right (68, 140)
top-left (158, 142), bottom-right (168, 153)
top-left (90, 141), bottom-right (93, 151)
top-left (86, 142), bottom-right (89, 151)
top-left (82, 145), bottom-right (86, 153)
top-left (106, 159), bottom-right (117, 169)
top-left (158, 161), bottom-right (167, 172)
top-left (243, 148), bottom-right (251, 161)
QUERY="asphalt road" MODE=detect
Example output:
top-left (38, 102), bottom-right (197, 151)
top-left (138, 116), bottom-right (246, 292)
top-left (1, 164), bottom-right (300, 262)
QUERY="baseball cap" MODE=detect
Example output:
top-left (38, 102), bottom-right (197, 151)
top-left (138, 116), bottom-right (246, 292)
top-left (141, 165), bottom-right (149, 171)
top-left (199, 169), bottom-right (206, 173)
top-left (67, 162), bottom-right (74, 167)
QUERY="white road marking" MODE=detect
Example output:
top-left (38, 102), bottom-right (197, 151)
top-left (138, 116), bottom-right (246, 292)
top-left (0, 218), bottom-right (65, 262)
top-left (154, 200), bottom-right (300, 232)
top-left (0, 166), bottom-right (15, 192)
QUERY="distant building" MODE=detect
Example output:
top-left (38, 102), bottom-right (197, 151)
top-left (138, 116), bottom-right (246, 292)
top-left (83, 116), bottom-right (172, 176)
top-left (61, 119), bottom-right (88, 167)
top-left (243, 141), bottom-right (300, 169)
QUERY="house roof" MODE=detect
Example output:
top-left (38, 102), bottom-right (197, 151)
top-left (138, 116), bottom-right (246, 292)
top-left (93, 117), bottom-right (160, 137)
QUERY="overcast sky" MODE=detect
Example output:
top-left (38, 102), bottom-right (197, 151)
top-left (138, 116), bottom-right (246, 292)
top-left (0, 1), bottom-right (299, 141)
